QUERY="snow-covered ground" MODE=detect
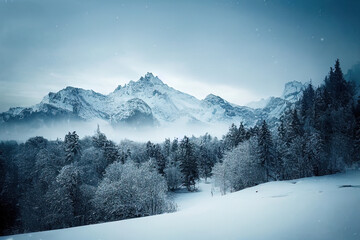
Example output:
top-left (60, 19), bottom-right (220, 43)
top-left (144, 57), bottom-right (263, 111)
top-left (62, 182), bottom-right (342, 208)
top-left (2, 171), bottom-right (360, 240)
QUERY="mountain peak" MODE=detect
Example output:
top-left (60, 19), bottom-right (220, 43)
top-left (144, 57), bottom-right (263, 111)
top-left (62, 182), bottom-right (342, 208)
top-left (204, 94), bottom-right (221, 101)
top-left (114, 73), bottom-right (164, 92)
top-left (139, 72), bottom-right (164, 85)
top-left (204, 94), bottom-right (229, 106)
top-left (145, 72), bottom-right (154, 79)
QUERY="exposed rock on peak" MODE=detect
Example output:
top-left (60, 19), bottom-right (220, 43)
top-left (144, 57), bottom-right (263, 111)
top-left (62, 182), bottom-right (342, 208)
top-left (282, 81), bottom-right (305, 103)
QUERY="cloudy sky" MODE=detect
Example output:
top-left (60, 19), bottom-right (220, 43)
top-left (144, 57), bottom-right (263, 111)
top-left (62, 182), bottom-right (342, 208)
top-left (1, 0), bottom-right (359, 112)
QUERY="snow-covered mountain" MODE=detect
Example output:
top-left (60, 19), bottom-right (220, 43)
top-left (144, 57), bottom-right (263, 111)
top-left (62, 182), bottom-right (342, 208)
top-left (0, 73), bottom-right (306, 130)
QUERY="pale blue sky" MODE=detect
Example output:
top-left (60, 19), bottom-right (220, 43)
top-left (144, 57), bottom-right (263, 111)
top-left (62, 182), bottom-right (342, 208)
top-left (1, 0), bottom-right (359, 111)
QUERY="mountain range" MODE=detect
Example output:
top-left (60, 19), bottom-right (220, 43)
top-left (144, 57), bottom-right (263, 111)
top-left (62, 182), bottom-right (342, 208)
top-left (0, 73), bottom-right (305, 131)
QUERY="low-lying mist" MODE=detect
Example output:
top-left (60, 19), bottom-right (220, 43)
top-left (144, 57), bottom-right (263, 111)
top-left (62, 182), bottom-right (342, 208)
top-left (0, 119), bottom-right (230, 143)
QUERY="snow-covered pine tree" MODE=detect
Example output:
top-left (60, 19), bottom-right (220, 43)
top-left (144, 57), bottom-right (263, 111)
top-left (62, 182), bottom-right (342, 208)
top-left (275, 116), bottom-right (288, 180)
top-left (303, 130), bottom-right (323, 176)
top-left (257, 120), bottom-right (276, 181)
top-left (238, 122), bottom-right (247, 142)
top-left (54, 163), bottom-right (82, 226)
top-left (162, 138), bottom-right (171, 158)
top-left (179, 136), bottom-right (198, 191)
top-left (103, 140), bottom-right (120, 166)
top-left (301, 83), bottom-right (316, 129)
top-left (224, 123), bottom-right (240, 150)
top-left (289, 109), bottom-right (303, 140)
top-left (323, 60), bottom-right (355, 170)
top-left (354, 96), bottom-right (360, 163)
top-left (171, 138), bottom-right (178, 153)
top-left (92, 125), bottom-right (107, 149)
top-left (146, 141), bottom-right (155, 158)
top-left (197, 142), bottom-right (212, 182)
top-left (146, 141), bottom-right (166, 174)
top-left (154, 144), bottom-right (166, 175)
top-left (64, 131), bottom-right (81, 164)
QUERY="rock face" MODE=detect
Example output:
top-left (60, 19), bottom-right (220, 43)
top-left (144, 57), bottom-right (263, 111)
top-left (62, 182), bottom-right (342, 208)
top-left (0, 72), bottom-right (306, 129)
top-left (110, 98), bottom-right (155, 126)
top-left (281, 81), bottom-right (305, 103)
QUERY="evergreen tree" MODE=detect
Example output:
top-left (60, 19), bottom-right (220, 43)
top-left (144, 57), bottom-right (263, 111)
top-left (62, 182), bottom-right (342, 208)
top-left (275, 116), bottom-right (288, 180)
top-left (154, 144), bottom-right (166, 175)
top-left (257, 121), bottom-right (276, 181)
top-left (303, 130), bottom-right (323, 176)
top-left (324, 60), bottom-right (355, 169)
top-left (354, 97), bottom-right (360, 163)
top-left (162, 138), bottom-right (171, 158)
top-left (289, 109), bottom-right (303, 140)
top-left (64, 131), bottom-right (81, 164)
top-left (171, 138), bottom-right (178, 153)
top-left (92, 127), bottom-right (119, 167)
top-left (197, 134), bottom-right (216, 182)
top-left (326, 59), bottom-right (353, 108)
top-left (301, 83), bottom-right (316, 129)
top-left (54, 163), bottom-right (82, 226)
top-left (238, 122), bottom-right (247, 141)
top-left (224, 123), bottom-right (240, 150)
top-left (178, 136), bottom-right (198, 191)
top-left (92, 125), bottom-right (107, 149)
top-left (103, 141), bottom-right (120, 166)
top-left (146, 141), bottom-right (155, 158)
top-left (146, 142), bottom-right (166, 174)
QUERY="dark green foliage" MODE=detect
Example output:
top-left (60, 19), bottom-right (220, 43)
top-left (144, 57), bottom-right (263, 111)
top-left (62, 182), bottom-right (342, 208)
top-left (353, 97), bottom-right (360, 162)
top-left (103, 141), bottom-right (120, 166)
top-left (91, 126), bottom-right (120, 169)
top-left (0, 142), bottom-right (19, 235)
top-left (179, 136), bottom-right (198, 191)
top-left (163, 138), bottom-right (171, 158)
top-left (223, 123), bottom-right (247, 150)
top-left (64, 131), bottom-right (81, 163)
top-left (275, 59), bottom-right (358, 178)
top-left (257, 121), bottom-right (276, 181)
top-left (196, 133), bottom-right (219, 181)
top-left (146, 141), bottom-right (166, 174)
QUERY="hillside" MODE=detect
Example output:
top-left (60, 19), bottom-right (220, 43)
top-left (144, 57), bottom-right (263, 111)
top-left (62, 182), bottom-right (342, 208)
top-left (3, 170), bottom-right (360, 240)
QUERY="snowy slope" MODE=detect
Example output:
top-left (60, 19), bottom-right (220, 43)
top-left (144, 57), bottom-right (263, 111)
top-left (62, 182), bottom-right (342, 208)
top-left (3, 170), bottom-right (360, 240)
top-left (246, 97), bottom-right (271, 109)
